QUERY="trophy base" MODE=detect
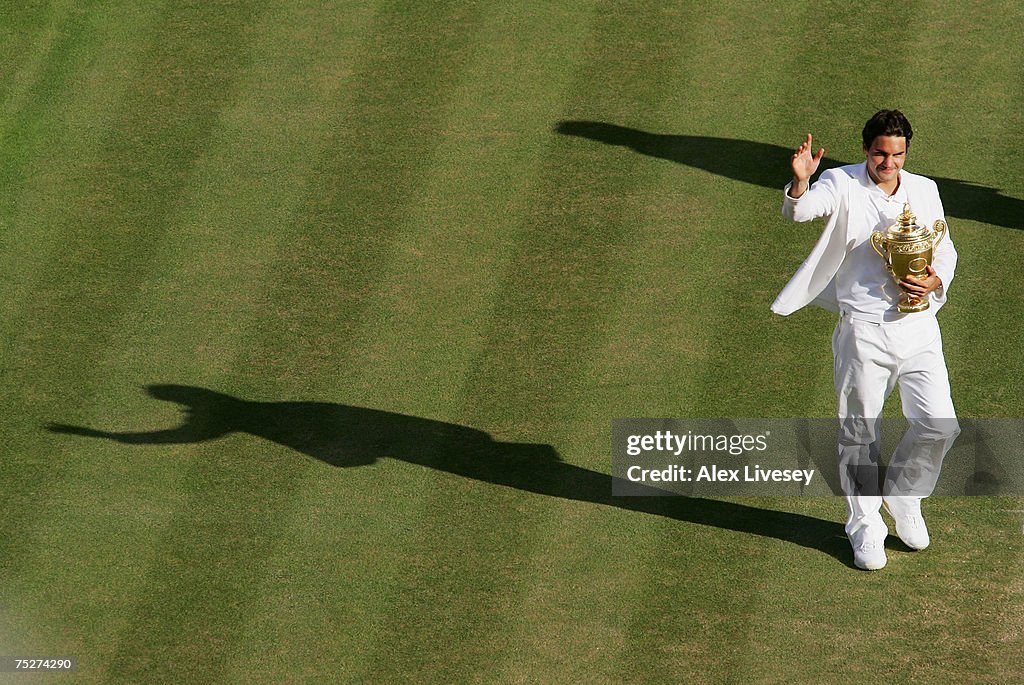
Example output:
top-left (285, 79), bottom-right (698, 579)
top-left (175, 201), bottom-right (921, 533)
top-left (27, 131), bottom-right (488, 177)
top-left (897, 296), bottom-right (929, 313)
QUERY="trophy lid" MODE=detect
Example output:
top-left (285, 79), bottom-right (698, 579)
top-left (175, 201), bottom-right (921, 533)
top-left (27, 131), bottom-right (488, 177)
top-left (887, 203), bottom-right (931, 240)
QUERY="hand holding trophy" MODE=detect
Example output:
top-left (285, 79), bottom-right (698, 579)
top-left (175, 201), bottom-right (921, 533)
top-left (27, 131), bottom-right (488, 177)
top-left (869, 203), bottom-right (947, 313)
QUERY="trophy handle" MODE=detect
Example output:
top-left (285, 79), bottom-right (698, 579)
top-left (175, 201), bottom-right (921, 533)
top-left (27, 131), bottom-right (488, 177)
top-left (869, 231), bottom-right (887, 259)
top-left (932, 219), bottom-right (947, 249)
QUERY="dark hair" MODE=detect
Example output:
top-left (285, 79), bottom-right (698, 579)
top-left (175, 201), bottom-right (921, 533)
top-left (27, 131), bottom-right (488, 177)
top-left (862, 109), bottom-right (913, 149)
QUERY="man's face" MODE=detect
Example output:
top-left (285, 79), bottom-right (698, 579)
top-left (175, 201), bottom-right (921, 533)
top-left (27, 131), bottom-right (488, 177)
top-left (864, 135), bottom-right (907, 186)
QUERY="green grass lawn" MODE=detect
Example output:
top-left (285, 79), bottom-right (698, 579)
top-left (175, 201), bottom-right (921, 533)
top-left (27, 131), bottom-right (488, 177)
top-left (2, 1), bottom-right (1023, 683)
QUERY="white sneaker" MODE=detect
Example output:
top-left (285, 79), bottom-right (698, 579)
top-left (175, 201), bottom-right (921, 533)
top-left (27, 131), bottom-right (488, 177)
top-left (850, 532), bottom-right (887, 570)
top-left (883, 496), bottom-right (930, 550)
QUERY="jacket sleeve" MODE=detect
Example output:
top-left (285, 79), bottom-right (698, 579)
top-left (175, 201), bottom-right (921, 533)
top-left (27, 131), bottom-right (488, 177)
top-left (782, 169), bottom-right (841, 222)
top-left (929, 180), bottom-right (957, 307)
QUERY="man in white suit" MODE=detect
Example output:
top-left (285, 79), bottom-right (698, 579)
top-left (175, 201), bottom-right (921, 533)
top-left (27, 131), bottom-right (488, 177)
top-left (774, 110), bottom-right (960, 571)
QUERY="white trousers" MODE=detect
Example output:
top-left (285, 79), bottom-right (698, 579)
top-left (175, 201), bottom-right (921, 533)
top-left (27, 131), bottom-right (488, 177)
top-left (832, 313), bottom-right (960, 538)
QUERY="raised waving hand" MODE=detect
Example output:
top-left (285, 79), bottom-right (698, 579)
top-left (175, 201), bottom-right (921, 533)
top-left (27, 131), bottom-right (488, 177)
top-left (789, 133), bottom-right (825, 198)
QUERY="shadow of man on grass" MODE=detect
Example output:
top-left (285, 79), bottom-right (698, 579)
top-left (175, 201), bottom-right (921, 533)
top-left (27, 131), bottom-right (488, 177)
top-left (555, 120), bottom-right (1024, 229)
top-left (48, 384), bottom-right (851, 565)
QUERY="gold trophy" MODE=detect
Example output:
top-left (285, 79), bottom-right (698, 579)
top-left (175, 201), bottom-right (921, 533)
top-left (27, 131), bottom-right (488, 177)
top-left (870, 203), bottom-right (947, 313)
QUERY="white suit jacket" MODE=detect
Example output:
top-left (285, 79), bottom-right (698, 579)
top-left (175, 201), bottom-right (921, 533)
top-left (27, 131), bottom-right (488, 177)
top-left (772, 162), bottom-right (957, 316)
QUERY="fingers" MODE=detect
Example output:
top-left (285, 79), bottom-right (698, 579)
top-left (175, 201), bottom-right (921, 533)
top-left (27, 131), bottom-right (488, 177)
top-left (792, 134), bottom-right (824, 162)
top-left (899, 279), bottom-right (924, 294)
top-left (791, 133), bottom-right (822, 184)
top-left (794, 133), bottom-right (813, 158)
top-left (899, 275), bottom-right (936, 296)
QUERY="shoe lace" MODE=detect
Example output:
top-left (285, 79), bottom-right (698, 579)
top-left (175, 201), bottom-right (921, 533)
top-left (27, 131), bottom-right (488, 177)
top-left (857, 539), bottom-right (880, 553)
top-left (903, 514), bottom-right (923, 529)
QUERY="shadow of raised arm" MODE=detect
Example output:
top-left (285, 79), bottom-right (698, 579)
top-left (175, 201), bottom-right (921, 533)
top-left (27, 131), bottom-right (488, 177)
top-left (45, 422), bottom-right (221, 444)
top-left (46, 385), bottom-right (240, 445)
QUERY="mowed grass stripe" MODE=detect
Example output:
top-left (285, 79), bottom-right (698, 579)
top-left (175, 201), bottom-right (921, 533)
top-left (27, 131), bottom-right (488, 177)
top-left (0, 2), bottom-right (165, 307)
top-left (0, 0), bottom-right (64, 95)
top-left (648, 0), bottom-right (851, 419)
top-left (429, 5), bottom-right (747, 681)
top-left (0, 2), bottom-right (160, 335)
top-left (0, 3), bottom-right (170, 653)
top-left (479, 5), bottom-right (814, 679)
top-left (495, 6), bottom-right (831, 679)
top-left (0, 0), bottom-right (265, 411)
top-left (17, 5), bottom-right (390, 681)
top-left (236, 0), bottom-right (490, 662)
top-left (530, 34), bottom-right (837, 672)
top-left (0, 1), bottom-right (86, 223)
top-left (854, 5), bottom-right (1024, 675)
top-left (579, 13), bottom-right (855, 676)
top-left (0, 0), bottom-right (262, 590)
top-left (330, 6), bottom-right (602, 417)
top-left (458, 4), bottom-right (696, 446)
top-left (246, 0), bottom-right (485, 390)
top-left (668, 3), bottom-right (841, 419)
top-left (1, 2), bottom-right (276, 680)
top-left (900, 4), bottom-right (1024, 419)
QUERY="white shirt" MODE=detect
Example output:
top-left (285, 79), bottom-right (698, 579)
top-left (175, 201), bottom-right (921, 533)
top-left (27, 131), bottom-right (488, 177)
top-left (834, 166), bottom-right (911, 321)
